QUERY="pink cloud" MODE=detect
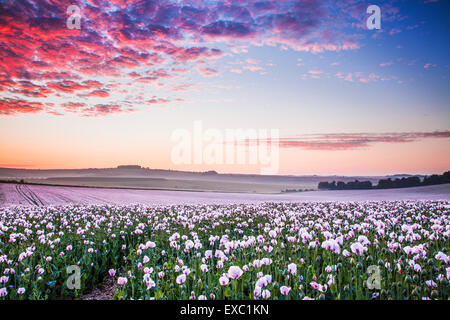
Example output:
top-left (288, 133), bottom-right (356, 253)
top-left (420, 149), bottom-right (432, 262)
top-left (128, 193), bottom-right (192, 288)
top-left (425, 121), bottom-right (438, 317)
top-left (246, 131), bottom-right (450, 151)
top-left (424, 63), bottom-right (437, 69)
top-left (197, 67), bottom-right (219, 77)
top-left (0, 0), bottom-right (374, 117)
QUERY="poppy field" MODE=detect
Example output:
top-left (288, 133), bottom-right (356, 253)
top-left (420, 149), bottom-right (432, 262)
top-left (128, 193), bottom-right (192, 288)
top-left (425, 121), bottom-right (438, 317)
top-left (0, 201), bottom-right (449, 300)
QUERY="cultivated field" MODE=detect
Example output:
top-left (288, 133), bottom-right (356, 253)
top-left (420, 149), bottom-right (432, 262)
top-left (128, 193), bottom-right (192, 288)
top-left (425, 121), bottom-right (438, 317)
top-left (0, 183), bottom-right (449, 207)
top-left (0, 166), bottom-right (388, 194)
top-left (25, 177), bottom-right (308, 194)
top-left (1, 183), bottom-right (448, 300)
top-left (0, 201), bottom-right (448, 300)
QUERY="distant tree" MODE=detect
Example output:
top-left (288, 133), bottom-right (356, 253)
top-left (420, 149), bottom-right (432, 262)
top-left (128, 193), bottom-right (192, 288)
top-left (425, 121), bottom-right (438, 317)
top-left (422, 174), bottom-right (442, 186)
top-left (443, 171), bottom-right (450, 183)
top-left (318, 182), bottom-right (330, 190)
top-left (359, 181), bottom-right (373, 189)
top-left (377, 178), bottom-right (394, 189)
top-left (202, 170), bottom-right (218, 175)
top-left (318, 170), bottom-right (449, 191)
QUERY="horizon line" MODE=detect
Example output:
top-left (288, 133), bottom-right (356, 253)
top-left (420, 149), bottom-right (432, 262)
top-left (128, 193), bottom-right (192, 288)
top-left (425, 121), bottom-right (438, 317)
top-left (0, 165), bottom-right (445, 178)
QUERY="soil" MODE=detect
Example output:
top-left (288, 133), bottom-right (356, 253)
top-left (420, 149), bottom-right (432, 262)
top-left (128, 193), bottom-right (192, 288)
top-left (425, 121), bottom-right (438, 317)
top-left (81, 277), bottom-right (117, 300)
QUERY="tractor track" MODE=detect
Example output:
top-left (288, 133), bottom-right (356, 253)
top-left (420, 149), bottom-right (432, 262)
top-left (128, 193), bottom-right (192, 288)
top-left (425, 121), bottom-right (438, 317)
top-left (15, 184), bottom-right (46, 206)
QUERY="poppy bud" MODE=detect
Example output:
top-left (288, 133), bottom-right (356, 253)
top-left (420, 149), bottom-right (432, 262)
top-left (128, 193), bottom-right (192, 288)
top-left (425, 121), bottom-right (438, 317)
top-left (431, 290), bottom-right (439, 299)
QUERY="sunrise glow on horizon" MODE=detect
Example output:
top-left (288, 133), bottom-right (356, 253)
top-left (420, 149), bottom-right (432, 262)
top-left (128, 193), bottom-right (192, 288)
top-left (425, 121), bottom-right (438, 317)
top-left (0, 0), bottom-right (449, 176)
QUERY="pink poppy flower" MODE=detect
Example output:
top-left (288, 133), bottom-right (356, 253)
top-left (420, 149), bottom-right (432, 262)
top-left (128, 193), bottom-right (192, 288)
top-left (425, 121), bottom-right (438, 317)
top-left (200, 264), bottom-right (208, 273)
top-left (176, 274), bottom-right (186, 285)
top-left (117, 277), bottom-right (127, 286)
top-left (227, 266), bottom-right (244, 280)
top-left (219, 275), bottom-right (229, 286)
top-left (280, 286), bottom-right (291, 296)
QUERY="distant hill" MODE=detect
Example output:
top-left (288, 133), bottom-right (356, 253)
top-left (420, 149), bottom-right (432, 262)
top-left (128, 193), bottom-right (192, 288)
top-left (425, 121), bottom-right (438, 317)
top-left (387, 174), bottom-right (427, 179)
top-left (0, 166), bottom-right (391, 190)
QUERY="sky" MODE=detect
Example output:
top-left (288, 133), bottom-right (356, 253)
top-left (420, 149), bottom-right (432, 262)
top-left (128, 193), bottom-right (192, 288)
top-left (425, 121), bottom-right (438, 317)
top-left (0, 0), bottom-right (449, 176)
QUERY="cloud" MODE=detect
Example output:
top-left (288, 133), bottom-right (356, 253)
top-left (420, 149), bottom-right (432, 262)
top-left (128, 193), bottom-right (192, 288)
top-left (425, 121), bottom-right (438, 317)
top-left (60, 102), bottom-right (88, 112)
top-left (246, 58), bottom-right (259, 65)
top-left (47, 81), bottom-right (89, 93)
top-left (424, 63), bottom-right (437, 69)
top-left (202, 21), bottom-right (256, 39)
top-left (335, 71), bottom-right (394, 83)
top-left (251, 131), bottom-right (450, 151)
top-left (197, 67), bottom-right (219, 77)
top-left (243, 65), bottom-right (264, 72)
top-left (147, 98), bottom-right (170, 105)
top-left (0, 0), bottom-right (373, 116)
top-left (380, 61), bottom-right (393, 67)
top-left (0, 98), bottom-right (46, 115)
top-left (389, 28), bottom-right (402, 35)
top-left (82, 104), bottom-right (132, 117)
top-left (81, 89), bottom-right (110, 98)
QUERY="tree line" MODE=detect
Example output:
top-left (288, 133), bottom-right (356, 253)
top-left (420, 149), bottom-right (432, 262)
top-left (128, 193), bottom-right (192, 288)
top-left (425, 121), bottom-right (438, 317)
top-left (318, 171), bottom-right (450, 190)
